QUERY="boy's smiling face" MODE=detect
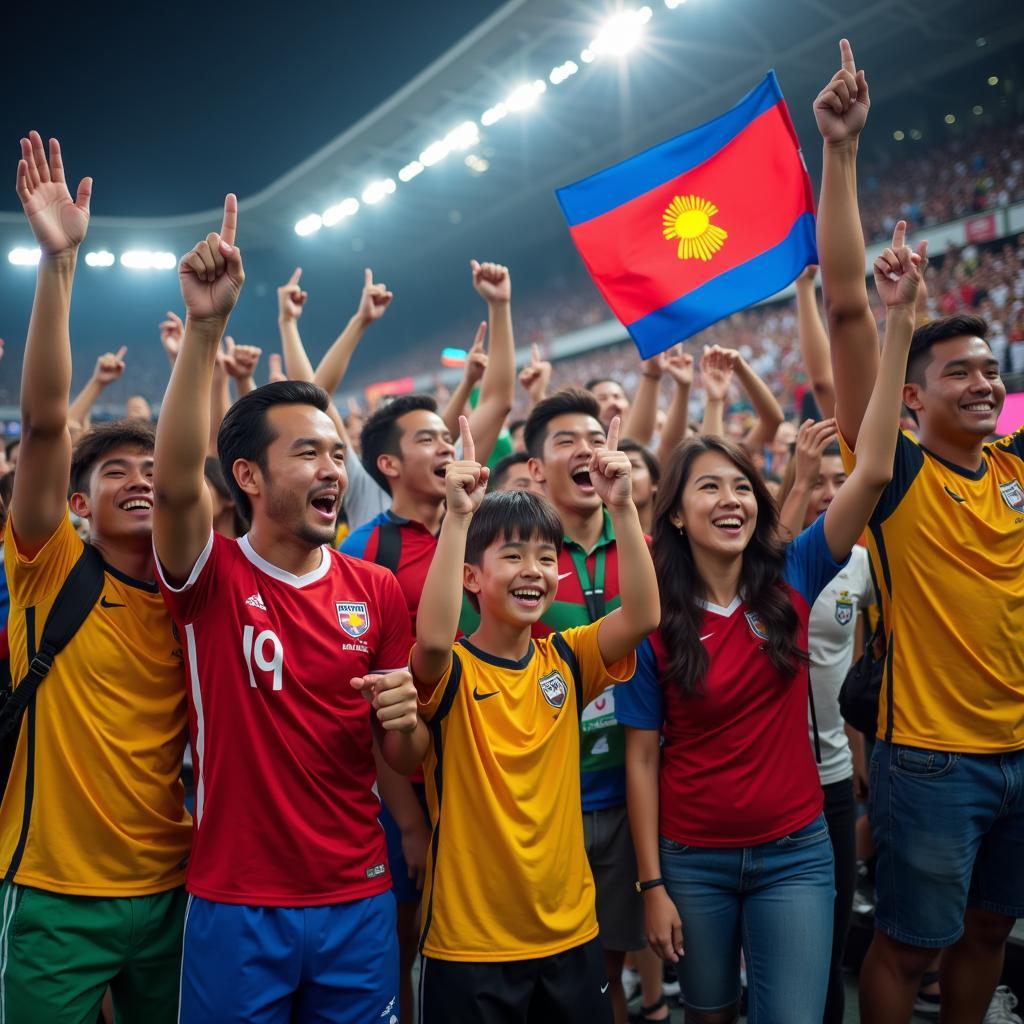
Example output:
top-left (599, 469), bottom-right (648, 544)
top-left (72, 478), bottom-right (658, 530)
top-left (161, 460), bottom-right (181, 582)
top-left (464, 534), bottom-right (560, 626)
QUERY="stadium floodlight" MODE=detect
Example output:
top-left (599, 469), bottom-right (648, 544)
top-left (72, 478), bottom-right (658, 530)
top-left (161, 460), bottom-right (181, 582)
top-left (120, 250), bottom-right (177, 270)
top-left (420, 140), bottom-right (450, 167)
top-left (987, 75), bottom-right (999, 86)
top-left (481, 103), bottom-right (507, 126)
top-left (362, 178), bottom-right (396, 205)
top-left (665, 0), bottom-right (685, 8)
top-left (295, 213), bottom-right (323, 236)
top-left (893, 130), bottom-right (905, 141)
top-left (8, 247), bottom-right (41, 266)
top-left (399, 160), bottom-right (424, 183)
top-left (505, 80), bottom-right (545, 112)
top-left (944, 113), bottom-right (956, 125)
top-left (590, 9), bottom-right (650, 57)
top-left (85, 250), bottom-right (116, 267)
top-left (322, 197), bottom-right (359, 227)
top-left (550, 60), bottom-right (579, 85)
top-left (465, 154), bottom-right (490, 174)
top-left (580, 48), bottom-right (595, 63)
top-left (445, 121), bottom-right (479, 151)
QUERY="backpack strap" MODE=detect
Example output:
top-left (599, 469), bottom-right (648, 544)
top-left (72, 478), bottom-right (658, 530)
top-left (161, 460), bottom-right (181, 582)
top-left (372, 521), bottom-right (403, 575)
top-left (0, 542), bottom-right (106, 735)
top-left (2, 541), bottom-right (105, 883)
top-left (550, 633), bottom-right (584, 721)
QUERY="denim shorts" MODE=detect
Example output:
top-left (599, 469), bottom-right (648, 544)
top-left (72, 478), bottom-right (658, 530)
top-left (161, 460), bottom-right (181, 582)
top-left (660, 814), bottom-right (834, 1022)
top-left (870, 740), bottom-right (1024, 948)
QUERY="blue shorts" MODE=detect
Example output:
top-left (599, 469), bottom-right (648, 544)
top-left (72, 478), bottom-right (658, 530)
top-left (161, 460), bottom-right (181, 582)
top-left (380, 782), bottom-right (431, 905)
top-left (179, 892), bottom-right (399, 1023)
top-left (870, 741), bottom-right (1024, 948)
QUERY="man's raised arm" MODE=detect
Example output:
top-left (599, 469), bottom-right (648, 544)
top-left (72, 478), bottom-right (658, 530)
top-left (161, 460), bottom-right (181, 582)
top-left (154, 195), bottom-right (244, 583)
top-left (467, 260), bottom-right (515, 465)
top-left (12, 132), bottom-right (92, 555)
top-left (814, 39), bottom-right (877, 446)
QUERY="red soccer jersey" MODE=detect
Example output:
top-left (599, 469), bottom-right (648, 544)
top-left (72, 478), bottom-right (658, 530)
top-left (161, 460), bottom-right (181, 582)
top-left (156, 532), bottom-right (411, 906)
top-left (617, 519), bottom-right (844, 847)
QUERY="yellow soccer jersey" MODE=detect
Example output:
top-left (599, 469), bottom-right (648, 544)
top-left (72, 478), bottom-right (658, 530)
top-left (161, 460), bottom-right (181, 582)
top-left (1, 512), bottom-right (192, 895)
top-left (841, 427), bottom-right (1024, 752)
top-left (416, 622), bottom-right (635, 961)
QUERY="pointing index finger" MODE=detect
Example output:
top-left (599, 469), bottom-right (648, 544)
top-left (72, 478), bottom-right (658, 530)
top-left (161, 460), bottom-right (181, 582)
top-left (364, 267), bottom-right (373, 288)
top-left (839, 38), bottom-right (856, 75)
top-left (115, 345), bottom-right (127, 360)
top-left (459, 415), bottom-right (475, 463)
top-left (892, 220), bottom-right (907, 252)
top-left (220, 193), bottom-right (238, 246)
top-left (288, 267), bottom-right (302, 286)
top-left (606, 415), bottom-right (620, 452)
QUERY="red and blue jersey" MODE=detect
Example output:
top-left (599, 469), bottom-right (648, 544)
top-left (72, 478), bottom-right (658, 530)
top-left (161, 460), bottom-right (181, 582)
top-left (156, 532), bottom-right (411, 905)
top-left (616, 515), bottom-right (845, 846)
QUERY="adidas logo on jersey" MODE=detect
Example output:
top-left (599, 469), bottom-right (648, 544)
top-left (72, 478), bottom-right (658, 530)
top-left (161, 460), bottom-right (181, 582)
top-left (245, 593), bottom-right (267, 611)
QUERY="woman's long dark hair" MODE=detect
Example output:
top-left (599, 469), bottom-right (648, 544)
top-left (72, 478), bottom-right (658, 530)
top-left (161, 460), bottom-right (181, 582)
top-left (652, 435), bottom-right (807, 697)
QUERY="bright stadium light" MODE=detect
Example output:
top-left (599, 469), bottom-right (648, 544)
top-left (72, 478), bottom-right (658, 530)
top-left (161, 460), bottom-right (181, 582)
top-left (8, 247), bottom-right (41, 266)
top-left (399, 160), bottom-right (424, 182)
top-left (465, 154), bottom-right (490, 174)
top-left (505, 80), bottom-right (545, 112)
top-left (420, 140), bottom-right (450, 167)
top-left (481, 103), bottom-right (507, 126)
top-left (322, 197), bottom-right (359, 226)
top-left (445, 121), bottom-right (479, 150)
top-left (85, 250), bottom-right (115, 267)
top-left (590, 9), bottom-right (650, 57)
top-left (550, 60), bottom-right (579, 85)
top-left (362, 178), bottom-right (396, 205)
top-left (580, 48), bottom-right (595, 63)
top-left (665, 0), bottom-right (685, 8)
top-left (120, 250), bottom-right (176, 270)
top-left (295, 213), bottom-right (323, 236)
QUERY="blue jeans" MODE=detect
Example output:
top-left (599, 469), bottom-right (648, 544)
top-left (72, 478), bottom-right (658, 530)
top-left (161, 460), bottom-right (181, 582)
top-left (870, 740), bottom-right (1024, 947)
top-left (660, 814), bottom-right (834, 1022)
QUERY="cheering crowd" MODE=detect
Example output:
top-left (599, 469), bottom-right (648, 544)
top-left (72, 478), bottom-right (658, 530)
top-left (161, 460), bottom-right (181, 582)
top-left (0, 38), bottom-right (1021, 1024)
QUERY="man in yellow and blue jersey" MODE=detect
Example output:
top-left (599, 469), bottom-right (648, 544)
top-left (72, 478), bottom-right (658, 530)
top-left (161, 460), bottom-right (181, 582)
top-left (815, 40), bottom-right (1024, 1023)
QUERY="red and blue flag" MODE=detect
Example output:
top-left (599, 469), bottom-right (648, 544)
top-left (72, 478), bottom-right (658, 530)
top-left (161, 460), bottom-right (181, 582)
top-left (556, 72), bottom-right (816, 358)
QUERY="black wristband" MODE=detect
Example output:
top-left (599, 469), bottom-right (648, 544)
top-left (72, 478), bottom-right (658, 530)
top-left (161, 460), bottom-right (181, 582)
top-left (635, 877), bottom-right (665, 893)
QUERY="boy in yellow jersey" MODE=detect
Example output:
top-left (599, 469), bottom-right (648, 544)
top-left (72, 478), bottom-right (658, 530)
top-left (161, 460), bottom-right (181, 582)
top-left (0, 132), bottom-right (190, 1023)
top-left (815, 42), bottom-right (1024, 1024)
top-left (411, 416), bottom-right (660, 1023)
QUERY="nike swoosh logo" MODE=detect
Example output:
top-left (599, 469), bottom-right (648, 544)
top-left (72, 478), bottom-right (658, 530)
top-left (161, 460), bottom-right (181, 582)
top-left (944, 486), bottom-right (966, 503)
top-left (100, 596), bottom-right (126, 609)
top-left (600, 983), bottom-right (609, 994)
top-left (557, 571), bottom-right (572, 581)
top-left (700, 633), bottom-right (714, 642)
top-left (473, 686), bottom-right (500, 702)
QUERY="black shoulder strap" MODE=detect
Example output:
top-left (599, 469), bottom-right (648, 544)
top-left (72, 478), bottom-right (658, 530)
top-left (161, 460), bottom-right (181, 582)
top-left (373, 521), bottom-right (403, 575)
top-left (550, 633), bottom-right (584, 721)
top-left (0, 543), bottom-right (106, 734)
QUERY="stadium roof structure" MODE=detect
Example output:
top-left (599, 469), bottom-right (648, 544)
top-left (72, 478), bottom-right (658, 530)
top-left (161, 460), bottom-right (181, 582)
top-left (2, 0), bottom-right (1019, 254)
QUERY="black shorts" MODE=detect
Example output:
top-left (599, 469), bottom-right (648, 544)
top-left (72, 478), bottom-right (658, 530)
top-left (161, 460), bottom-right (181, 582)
top-left (419, 936), bottom-right (613, 1024)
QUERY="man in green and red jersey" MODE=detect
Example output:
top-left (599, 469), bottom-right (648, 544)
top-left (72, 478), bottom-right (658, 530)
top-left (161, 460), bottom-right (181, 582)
top-left (524, 387), bottom-right (651, 1024)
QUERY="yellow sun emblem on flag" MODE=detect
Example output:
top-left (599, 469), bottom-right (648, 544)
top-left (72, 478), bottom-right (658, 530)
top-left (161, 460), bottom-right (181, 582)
top-left (662, 195), bottom-right (728, 261)
top-left (345, 611), bottom-right (366, 629)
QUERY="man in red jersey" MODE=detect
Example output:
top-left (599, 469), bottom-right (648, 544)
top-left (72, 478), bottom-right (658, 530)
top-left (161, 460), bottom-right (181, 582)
top-left (152, 197), bottom-right (426, 1024)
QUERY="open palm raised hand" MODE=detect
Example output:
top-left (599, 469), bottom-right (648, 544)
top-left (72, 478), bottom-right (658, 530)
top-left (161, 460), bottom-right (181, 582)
top-left (179, 194), bottom-right (245, 322)
top-left (15, 132), bottom-right (91, 256)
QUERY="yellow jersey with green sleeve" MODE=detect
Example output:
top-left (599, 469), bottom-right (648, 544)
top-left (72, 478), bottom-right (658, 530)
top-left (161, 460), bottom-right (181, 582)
top-left (840, 427), bottom-right (1024, 752)
top-left (0, 511), bottom-right (191, 895)
top-left (415, 621), bottom-right (635, 961)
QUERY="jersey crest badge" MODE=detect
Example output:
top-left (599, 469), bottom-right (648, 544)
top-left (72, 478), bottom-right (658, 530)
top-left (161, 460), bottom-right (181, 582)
top-left (999, 480), bottom-right (1024, 514)
top-left (337, 601), bottom-right (370, 638)
top-left (744, 611), bottom-right (768, 641)
top-left (835, 594), bottom-right (854, 627)
top-left (539, 669), bottom-right (569, 709)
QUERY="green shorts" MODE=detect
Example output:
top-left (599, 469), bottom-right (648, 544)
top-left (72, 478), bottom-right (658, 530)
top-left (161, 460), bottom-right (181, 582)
top-left (0, 882), bottom-right (185, 1024)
